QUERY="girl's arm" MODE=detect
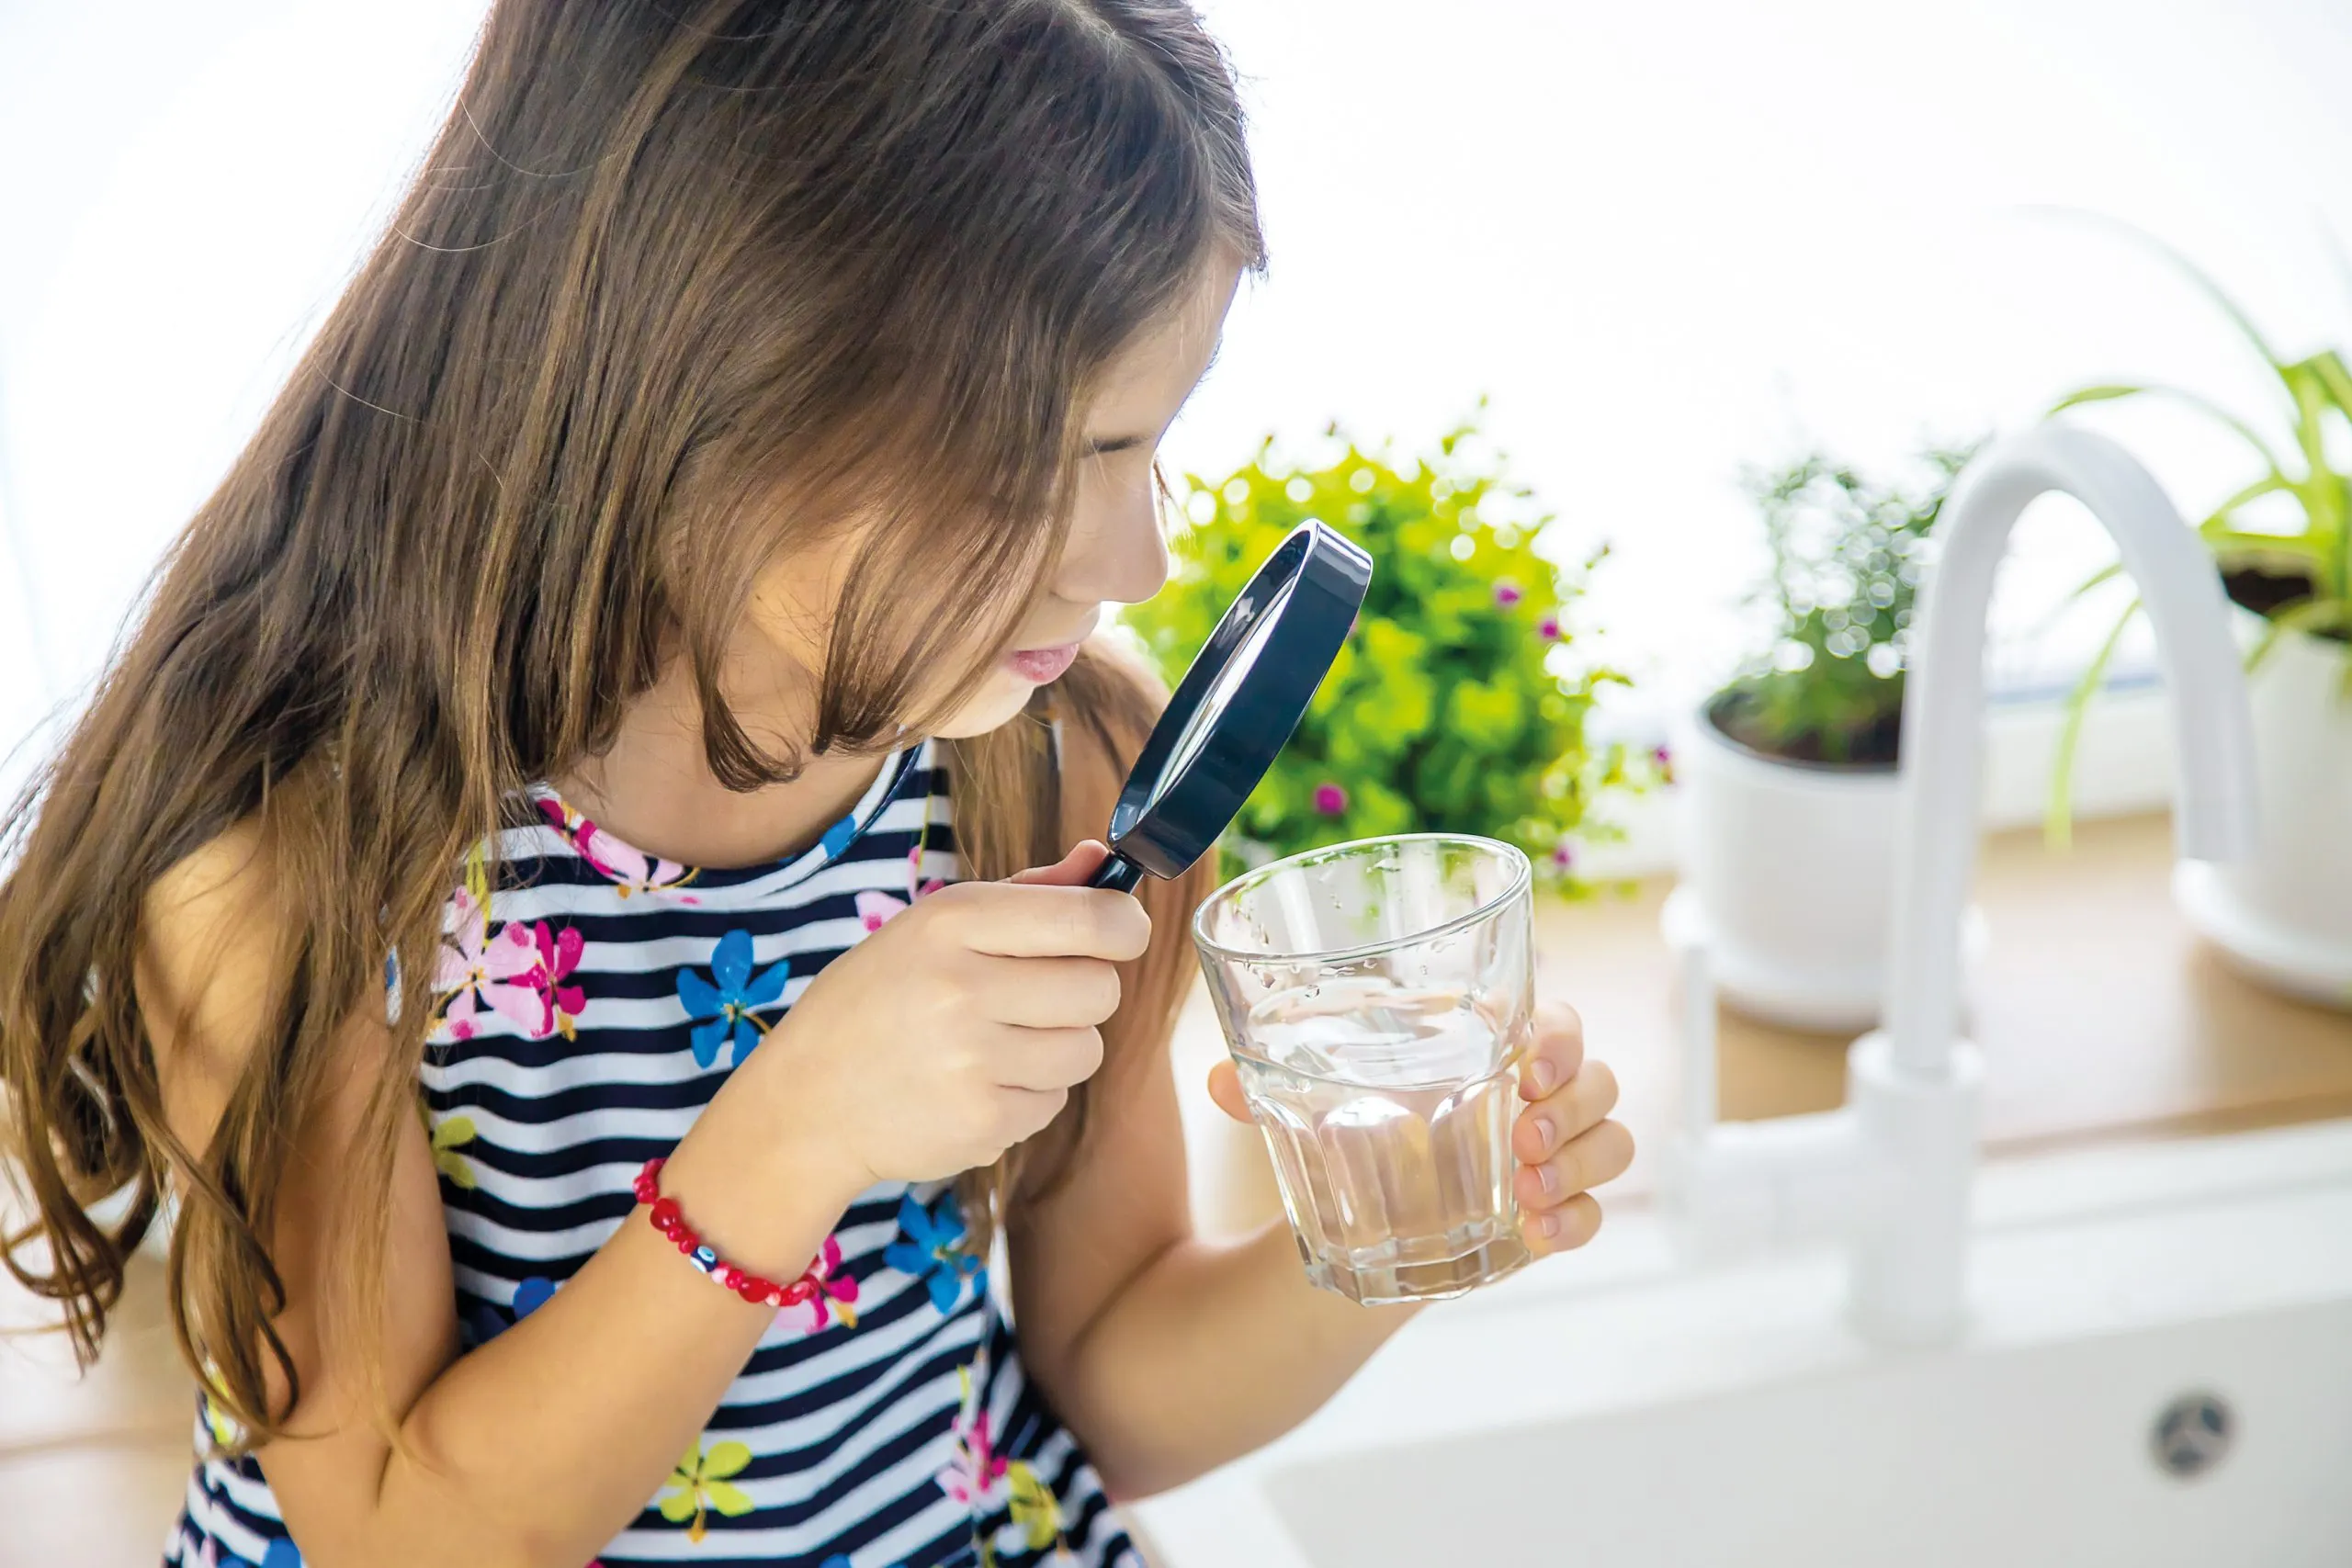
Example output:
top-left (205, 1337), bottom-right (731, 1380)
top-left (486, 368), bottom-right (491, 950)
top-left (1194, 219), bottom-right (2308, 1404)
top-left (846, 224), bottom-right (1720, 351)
top-left (142, 824), bottom-right (1140, 1568)
top-left (143, 832), bottom-right (862, 1568)
top-left (1010, 719), bottom-right (1631, 1501)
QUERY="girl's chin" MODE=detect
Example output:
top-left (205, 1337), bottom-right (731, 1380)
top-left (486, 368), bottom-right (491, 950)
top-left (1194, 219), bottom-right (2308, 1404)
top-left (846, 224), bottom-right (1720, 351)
top-left (927, 669), bottom-right (1038, 739)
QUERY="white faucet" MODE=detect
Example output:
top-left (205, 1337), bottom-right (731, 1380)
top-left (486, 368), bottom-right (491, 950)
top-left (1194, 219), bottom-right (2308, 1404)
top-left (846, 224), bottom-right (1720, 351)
top-left (1664, 423), bottom-right (2261, 1348)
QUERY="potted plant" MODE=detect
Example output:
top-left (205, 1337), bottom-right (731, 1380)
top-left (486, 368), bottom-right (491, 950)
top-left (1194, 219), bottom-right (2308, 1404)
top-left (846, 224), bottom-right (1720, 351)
top-left (1124, 420), bottom-right (1643, 890)
top-left (1670, 444), bottom-right (1981, 1031)
top-left (2047, 234), bottom-right (2352, 1007)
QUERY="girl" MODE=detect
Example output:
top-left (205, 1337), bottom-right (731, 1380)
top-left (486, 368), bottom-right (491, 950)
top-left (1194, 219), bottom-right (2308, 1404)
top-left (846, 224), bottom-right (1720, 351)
top-left (0, 4), bottom-right (1632, 1566)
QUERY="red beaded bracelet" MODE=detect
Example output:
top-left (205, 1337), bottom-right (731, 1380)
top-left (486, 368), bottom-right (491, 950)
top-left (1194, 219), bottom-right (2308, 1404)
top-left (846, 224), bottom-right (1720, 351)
top-left (633, 1156), bottom-right (790, 1309)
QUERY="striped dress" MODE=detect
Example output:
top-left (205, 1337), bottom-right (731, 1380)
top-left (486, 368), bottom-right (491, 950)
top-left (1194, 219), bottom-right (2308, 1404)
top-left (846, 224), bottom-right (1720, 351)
top-left (168, 740), bottom-right (1137, 1568)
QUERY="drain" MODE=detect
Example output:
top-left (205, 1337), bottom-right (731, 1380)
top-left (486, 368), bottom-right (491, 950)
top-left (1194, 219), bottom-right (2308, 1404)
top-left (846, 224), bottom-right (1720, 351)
top-left (2151, 1391), bottom-right (2234, 1479)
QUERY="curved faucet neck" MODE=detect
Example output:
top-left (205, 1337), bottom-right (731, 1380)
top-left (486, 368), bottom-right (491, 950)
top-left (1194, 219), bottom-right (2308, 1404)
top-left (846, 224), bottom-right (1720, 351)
top-left (1883, 424), bottom-right (2258, 1079)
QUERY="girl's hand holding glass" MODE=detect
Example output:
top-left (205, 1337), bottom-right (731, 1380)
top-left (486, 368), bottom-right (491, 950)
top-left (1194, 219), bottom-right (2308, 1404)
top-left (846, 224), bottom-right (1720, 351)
top-left (1207, 998), bottom-right (1632, 1263)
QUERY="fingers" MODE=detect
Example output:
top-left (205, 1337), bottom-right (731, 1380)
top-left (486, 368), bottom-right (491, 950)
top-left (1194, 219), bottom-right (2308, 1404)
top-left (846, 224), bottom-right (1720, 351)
top-left (1515, 1118), bottom-right (1634, 1215)
top-left (1523, 1192), bottom-right (1603, 1256)
top-left (989, 1026), bottom-right (1104, 1092)
top-left (1008, 840), bottom-right (1114, 887)
top-left (995, 1084), bottom-right (1073, 1146)
top-left (1512, 1059), bottom-right (1618, 1165)
top-left (1204, 1058), bottom-right (1252, 1124)
top-left (1518, 999), bottom-right (1586, 1100)
top-left (929, 881), bottom-right (1151, 962)
top-left (966, 954), bottom-right (1123, 1028)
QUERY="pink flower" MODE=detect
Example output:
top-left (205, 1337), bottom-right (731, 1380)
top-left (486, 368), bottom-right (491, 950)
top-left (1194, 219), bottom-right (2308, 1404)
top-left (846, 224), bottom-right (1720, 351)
top-left (1653, 743), bottom-right (1676, 784)
top-left (1537, 614), bottom-right (1561, 640)
top-left (1551, 840), bottom-right (1577, 872)
top-left (778, 1233), bottom-right (859, 1334)
top-left (537, 798), bottom-right (698, 902)
top-left (525, 921), bottom-right (588, 1039)
top-left (1312, 782), bottom-right (1348, 817)
top-left (937, 1399), bottom-right (1009, 1508)
top-left (433, 889), bottom-right (546, 1041)
top-left (1493, 580), bottom-right (1522, 608)
top-left (856, 855), bottom-right (945, 932)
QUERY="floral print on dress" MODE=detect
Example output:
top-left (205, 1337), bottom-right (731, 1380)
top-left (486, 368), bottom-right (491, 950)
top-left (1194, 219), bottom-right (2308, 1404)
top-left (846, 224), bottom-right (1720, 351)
top-left (199, 1384), bottom-right (240, 1453)
top-left (429, 1113), bottom-right (480, 1190)
top-left (537, 795), bottom-right (701, 901)
top-left (937, 1365), bottom-right (1077, 1564)
top-left (432, 889), bottom-right (544, 1042)
top-left (856, 843), bottom-right (948, 931)
top-left (462, 1274), bottom-right (556, 1349)
top-left (676, 929), bottom-right (790, 1067)
top-left (522, 921), bottom-right (588, 1039)
top-left (778, 1234), bottom-right (860, 1334)
top-left (936, 1366), bottom-right (1008, 1510)
top-left (662, 1438), bottom-right (756, 1543)
top-left (429, 861), bottom-right (589, 1043)
top-left (885, 1191), bottom-right (986, 1314)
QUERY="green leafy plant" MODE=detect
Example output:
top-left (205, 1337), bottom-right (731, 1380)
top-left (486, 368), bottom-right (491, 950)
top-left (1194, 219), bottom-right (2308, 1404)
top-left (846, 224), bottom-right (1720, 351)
top-left (1711, 444), bottom-right (1978, 766)
top-left (2045, 225), bottom-right (2352, 842)
top-left (1123, 419), bottom-right (1641, 889)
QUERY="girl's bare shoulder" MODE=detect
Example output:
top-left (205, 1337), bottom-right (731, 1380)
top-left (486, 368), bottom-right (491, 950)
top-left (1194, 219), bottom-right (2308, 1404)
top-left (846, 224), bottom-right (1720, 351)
top-left (137, 819), bottom-right (288, 1117)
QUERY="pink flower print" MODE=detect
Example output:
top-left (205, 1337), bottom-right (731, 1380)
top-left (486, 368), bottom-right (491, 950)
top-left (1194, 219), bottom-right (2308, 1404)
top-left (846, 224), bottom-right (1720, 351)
top-left (537, 798), bottom-right (699, 902)
top-left (524, 921), bottom-right (588, 1040)
top-left (936, 1383), bottom-right (1008, 1509)
top-left (433, 890), bottom-right (545, 1041)
top-left (856, 853), bottom-right (946, 932)
top-left (776, 1233), bottom-right (859, 1333)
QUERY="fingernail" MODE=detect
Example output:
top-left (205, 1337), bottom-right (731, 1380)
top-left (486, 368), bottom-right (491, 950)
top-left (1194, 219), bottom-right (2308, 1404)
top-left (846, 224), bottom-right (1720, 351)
top-left (1537, 1161), bottom-right (1559, 1196)
top-left (1529, 1059), bottom-right (1557, 1096)
top-left (1533, 1212), bottom-right (1561, 1239)
top-left (1532, 1114), bottom-right (1555, 1150)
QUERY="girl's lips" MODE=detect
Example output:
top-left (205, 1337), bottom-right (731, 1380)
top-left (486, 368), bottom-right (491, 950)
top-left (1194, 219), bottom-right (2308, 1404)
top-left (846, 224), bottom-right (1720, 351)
top-left (1004, 642), bottom-right (1081, 683)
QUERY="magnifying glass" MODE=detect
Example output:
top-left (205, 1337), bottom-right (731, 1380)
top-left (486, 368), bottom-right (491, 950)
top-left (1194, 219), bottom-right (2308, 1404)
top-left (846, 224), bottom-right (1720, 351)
top-left (1086, 520), bottom-right (1374, 893)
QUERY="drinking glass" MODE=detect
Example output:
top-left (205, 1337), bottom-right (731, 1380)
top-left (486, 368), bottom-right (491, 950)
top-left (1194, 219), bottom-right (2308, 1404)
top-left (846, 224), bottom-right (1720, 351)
top-left (1192, 834), bottom-right (1535, 1303)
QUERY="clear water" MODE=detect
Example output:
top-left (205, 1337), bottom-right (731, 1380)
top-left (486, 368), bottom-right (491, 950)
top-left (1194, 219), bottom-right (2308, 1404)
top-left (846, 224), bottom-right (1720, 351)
top-left (1234, 977), bottom-right (1531, 1303)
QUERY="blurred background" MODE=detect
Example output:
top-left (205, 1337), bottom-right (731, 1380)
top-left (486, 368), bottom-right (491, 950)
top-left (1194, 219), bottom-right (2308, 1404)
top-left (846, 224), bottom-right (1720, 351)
top-left (5, 2), bottom-right (2351, 1563)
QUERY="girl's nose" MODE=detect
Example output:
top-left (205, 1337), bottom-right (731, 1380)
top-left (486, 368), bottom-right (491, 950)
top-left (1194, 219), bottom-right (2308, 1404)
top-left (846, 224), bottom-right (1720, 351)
top-left (1056, 479), bottom-right (1170, 608)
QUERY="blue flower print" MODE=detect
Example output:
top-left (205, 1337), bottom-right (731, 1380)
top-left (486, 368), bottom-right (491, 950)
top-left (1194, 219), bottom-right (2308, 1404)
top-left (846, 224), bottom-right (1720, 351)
top-left (820, 1557), bottom-right (909, 1568)
top-left (884, 1191), bottom-right (986, 1314)
top-left (819, 813), bottom-right (859, 860)
top-left (461, 1275), bottom-right (557, 1349)
top-left (261, 1540), bottom-right (304, 1568)
top-left (677, 930), bottom-right (791, 1068)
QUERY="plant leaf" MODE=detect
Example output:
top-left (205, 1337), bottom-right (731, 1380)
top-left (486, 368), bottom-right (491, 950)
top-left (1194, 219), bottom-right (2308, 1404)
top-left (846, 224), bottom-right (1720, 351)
top-left (2048, 382), bottom-right (2289, 479)
top-left (2044, 596), bottom-right (2143, 849)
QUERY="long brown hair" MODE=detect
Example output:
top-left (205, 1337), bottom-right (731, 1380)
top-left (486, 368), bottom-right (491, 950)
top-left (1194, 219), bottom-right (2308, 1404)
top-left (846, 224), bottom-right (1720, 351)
top-left (0, 0), bottom-right (1259, 1445)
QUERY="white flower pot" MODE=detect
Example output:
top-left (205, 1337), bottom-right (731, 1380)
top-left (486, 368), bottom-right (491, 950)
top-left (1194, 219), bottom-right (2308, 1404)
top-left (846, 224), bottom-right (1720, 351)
top-left (1670, 697), bottom-right (1983, 1033)
top-left (2175, 626), bottom-right (2352, 1009)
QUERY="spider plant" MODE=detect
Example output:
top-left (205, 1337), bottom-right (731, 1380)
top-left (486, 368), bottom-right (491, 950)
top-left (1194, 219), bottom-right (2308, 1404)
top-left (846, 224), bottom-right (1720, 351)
top-left (2044, 227), bottom-right (2352, 843)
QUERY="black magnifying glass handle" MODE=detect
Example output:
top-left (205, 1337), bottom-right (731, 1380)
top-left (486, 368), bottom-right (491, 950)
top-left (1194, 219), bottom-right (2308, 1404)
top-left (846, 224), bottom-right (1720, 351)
top-left (1086, 852), bottom-right (1148, 894)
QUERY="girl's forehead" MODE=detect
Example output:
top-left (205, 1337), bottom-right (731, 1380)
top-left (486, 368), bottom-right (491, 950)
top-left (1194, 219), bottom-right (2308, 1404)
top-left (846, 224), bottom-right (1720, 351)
top-left (1082, 258), bottom-right (1243, 437)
